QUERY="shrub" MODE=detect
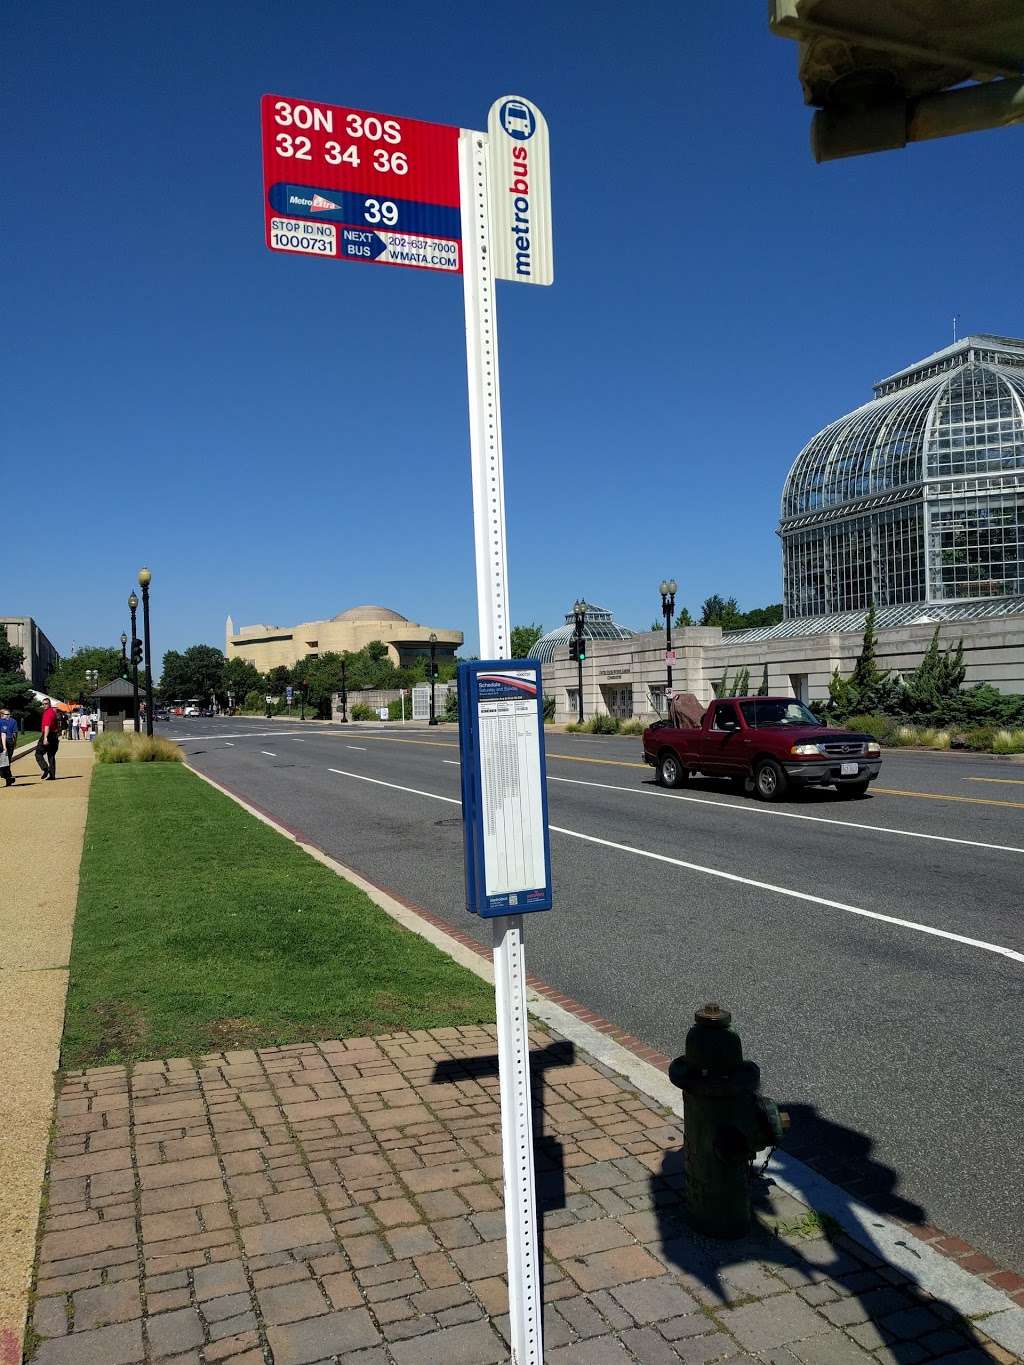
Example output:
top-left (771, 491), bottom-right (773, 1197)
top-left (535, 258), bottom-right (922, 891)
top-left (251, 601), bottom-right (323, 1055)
top-left (917, 727), bottom-right (951, 750)
top-left (564, 722), bottom-right (581, 732)
top-left (844, 714), bottom-right (896, 743)
top-left (543, 695), bottom-right (556, 721)
top-left (586, 715), bottom-right (621, 734)
top-left (619, 719), bottom-right (645, 735)
top-left (350, 703), bottom-right (377, 721)
top-left (992, 729), bottom-right (1024, 754)
top-left (388, 696), bottom-right (410, 721)
top-left (94, 733), bottom-right (183, 764)
top-left (960, 726), bottom-right (998, 751)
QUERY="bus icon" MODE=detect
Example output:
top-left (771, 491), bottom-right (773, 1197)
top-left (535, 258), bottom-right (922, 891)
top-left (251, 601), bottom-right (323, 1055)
top-left (500, 99), bottom-right (535, 140)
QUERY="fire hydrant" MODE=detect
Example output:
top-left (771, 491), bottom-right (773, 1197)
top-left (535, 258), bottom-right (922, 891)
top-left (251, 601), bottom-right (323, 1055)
top-left (668, 1003), bottom-right (788, 1239)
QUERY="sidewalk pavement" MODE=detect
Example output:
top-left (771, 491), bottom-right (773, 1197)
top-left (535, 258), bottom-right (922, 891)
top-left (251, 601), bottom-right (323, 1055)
top-left (26, 1024), bottom-right (1024, 1365)
top-left (0, 739), bottom-right (94, 1363)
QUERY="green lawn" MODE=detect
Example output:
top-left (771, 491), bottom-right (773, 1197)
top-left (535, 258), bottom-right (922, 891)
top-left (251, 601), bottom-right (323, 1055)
top-left (63, 763), bottom-right (493, 1067)
top-left (15, 731), bottom-right (40, 752)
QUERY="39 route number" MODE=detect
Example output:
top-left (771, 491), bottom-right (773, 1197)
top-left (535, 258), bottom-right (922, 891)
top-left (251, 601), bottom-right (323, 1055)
top-left (363, 199), bottom-right (398, 226)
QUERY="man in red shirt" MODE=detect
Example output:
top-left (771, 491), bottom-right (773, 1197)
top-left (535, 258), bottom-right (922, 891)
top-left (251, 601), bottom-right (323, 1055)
top-left (36, 698), bottom-right (61, 781)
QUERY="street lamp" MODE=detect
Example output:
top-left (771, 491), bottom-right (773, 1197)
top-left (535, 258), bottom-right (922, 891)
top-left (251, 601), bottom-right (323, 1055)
top-left (572, 599), bottom-right (587, 724)
top-left (120, 632), bottom-right (128, 677)
top-left (428, 633), bottom-right (438, 726)
top-left (138, 568), bottom-right (154, 736)
top-left (339, 656), bottom-right (348, 723)
top-left (659, 578), bottom-right (678, 693)
top-left (128, 590), bottom-right (140, 733)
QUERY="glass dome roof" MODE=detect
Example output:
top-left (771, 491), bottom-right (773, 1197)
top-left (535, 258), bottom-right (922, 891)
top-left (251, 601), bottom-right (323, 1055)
top-left (527, 604), bottom-right (636, 664)
top-left (779, 336), bottom-right (1024, 617)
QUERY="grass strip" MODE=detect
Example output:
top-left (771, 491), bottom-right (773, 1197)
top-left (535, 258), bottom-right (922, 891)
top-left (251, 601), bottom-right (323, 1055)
top-left (63, 763), bottom-right (493, 1067)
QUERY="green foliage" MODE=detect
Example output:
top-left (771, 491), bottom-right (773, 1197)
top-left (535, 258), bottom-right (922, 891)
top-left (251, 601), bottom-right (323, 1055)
top-left (445, 688), bottom-right (459, 722)
top-left (510, 624), bottom-right (543, 658)
top-left (674, 605), bottom-right (695, 627)
top-left (350, 703), bottom-right (377, 721)
top-left (47, 645), bottom-right (125, 704)
top-left (619, 718), bottom-right (645, 735)
top-left (757, 664), bottom-right (769, 696)
top-left (992, 729), bottom-right (1024, 754)
top-left (159, 644), bottom-right (226, 704)
top-left (728, 667), bottom-right (750, 697)
top-left (388, 694), bottom-right (410, 721)
top-left (0, 632), bottom-right (37, 727)
top-left (902, 628), bottom-right (967, 714)
top-left (543, 694), bottom-right (556, 721)
top-left (701, 594), bottom-right (745, 630)
top-left (586, 714), bottom-right (620, 734)
top-left (242, 690), bottom-right (264, 714)
top-left (713, 668), bottom-right (729, 698)
top-left (298, 651), bottom-right (346, 718)
top-left (222, 657), bottom-right (263, 706)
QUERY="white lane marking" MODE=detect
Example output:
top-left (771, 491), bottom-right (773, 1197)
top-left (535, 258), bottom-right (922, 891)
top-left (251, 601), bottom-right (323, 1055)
top-left (261, 750), bottom-right (276, 757)
top-left (172, 730), bottom-right (305, 742)
top-left (225, 742), bottom-right (234, 746)
top-left (326, 767), bottom-right (1024, 965)
top-left (547, 775), bottom-right (1024, 857)
top-left (329, 768), bottom-right (458, 802)
top-left (970, 776), bottom-right (1024, 786)
top-left (291, 738), bottom-right (305, 742)
top-left (443, 759), bottom-right (460, 765)
top-left (347, 745), bottom-right (367, 751)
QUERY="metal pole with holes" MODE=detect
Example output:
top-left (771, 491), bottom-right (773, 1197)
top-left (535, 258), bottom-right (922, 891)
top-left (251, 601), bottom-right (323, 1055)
top-left (459, 126), bottom-right (543, 1365)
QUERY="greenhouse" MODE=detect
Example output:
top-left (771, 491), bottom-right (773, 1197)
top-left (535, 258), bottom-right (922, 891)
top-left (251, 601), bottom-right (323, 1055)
top-left (780, 335), bottom-right (1024, 619)
top-left (527, 603), bottom-right (635, 665)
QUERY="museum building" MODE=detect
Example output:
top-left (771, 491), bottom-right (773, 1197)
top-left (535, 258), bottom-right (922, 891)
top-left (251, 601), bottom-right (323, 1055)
top-left (225, 605), bottom-right (462, 672)
top-left (535, 336), bottom-right (1024, 722)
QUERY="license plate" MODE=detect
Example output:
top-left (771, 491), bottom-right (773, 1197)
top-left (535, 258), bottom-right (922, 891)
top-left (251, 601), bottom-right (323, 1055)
top-left (841, 761), bottom-right (859, 777)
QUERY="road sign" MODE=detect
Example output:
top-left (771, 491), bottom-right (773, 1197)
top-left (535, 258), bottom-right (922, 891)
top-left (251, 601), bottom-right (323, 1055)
top-left (285, 685), bottom-right (293, 701)
top-left (261, 95), bottom-right (462, 272)
top-left (458, 661), bottom-right (552, 917)
top-left (487, 96), bottom-right (553, 285)
top-left (666, 650), bottom-right (676, 664)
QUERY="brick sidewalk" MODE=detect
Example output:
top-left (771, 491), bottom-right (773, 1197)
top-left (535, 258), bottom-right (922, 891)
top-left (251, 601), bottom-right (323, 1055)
top-left (28, 1025), bottom-right (1019, 1365)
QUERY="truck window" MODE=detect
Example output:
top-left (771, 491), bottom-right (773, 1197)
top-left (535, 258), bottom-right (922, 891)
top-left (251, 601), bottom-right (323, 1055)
top-left (711, 702), bottom-right (741, 731)
top-left (739, 699), bottom-right (819, 727)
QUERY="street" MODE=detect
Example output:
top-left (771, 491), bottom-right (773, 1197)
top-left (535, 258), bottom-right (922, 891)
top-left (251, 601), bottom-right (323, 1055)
top-left (172, 716), bottom-right (1024, 1275)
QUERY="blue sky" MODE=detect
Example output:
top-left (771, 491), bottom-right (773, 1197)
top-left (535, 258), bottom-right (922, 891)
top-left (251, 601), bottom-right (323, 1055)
top-left (4, 2), bottom-right (1022, 663)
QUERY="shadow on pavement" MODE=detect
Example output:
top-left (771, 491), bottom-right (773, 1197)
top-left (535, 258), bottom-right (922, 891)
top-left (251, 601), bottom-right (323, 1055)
top-left (652, 1101), bottom-right (1001, 1360)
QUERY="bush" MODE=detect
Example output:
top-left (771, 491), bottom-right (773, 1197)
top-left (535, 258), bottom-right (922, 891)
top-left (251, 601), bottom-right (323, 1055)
top-left (350, 703), bottom-right (377, 721)
top-left (445, 689), bottom-right (459, 723)
top-left (843, 713), bottom-right (896, 743)
top-left (960, 726), bottom-right (998, 751)
top-left (619, 719), bottom-right (645, 735)
top-left (543, 694), bottom-right (556, 722)
top-left (586, 715), bottom-right (621, 734)
top-left (992, 729), bottom-right (1024, 754)
top-left (388, 696), bottom-right (410, 721)
top-left (94, 734), bottom-right (183, 764)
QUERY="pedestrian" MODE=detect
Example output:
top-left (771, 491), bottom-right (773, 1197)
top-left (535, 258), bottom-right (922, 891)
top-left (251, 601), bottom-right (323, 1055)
top-left (70, 710), bottom-right (80, 741)
top-left (79, 711), bottom-right (91, 742)
top-left (0, 708), bottom-right (18, 787)
top-left (36, 697), bottom-right (61, 780)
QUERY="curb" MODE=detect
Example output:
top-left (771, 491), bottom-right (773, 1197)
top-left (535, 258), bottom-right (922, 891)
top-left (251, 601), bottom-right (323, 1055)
top-left (184, 760), bottom-right (1024, 1355)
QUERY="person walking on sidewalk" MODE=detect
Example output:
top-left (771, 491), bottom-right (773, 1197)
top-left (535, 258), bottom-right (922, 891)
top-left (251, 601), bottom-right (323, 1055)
top-left (0, 708), bottom-right (18, 787)
top-left (70, 710), bottom-right (80, 741)
top-left (36, 698), bottom-right (61, 780)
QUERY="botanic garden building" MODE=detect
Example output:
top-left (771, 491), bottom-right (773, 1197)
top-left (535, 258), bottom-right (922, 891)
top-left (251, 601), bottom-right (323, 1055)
top-left (537, 337), bottom-right (1024, 723)
top-left (780, 335), bottom-right (1024, 618)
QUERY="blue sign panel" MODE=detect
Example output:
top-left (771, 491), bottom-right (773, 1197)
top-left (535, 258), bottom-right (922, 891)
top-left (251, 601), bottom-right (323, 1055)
top-left (268, 183), bottom-right (461, 242)
top-left (458, 660), bottom-right (553, 918)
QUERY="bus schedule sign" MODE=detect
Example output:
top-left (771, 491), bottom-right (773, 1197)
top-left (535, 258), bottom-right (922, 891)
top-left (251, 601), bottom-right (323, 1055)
top-left (261, 94), bottom-right (462, 273)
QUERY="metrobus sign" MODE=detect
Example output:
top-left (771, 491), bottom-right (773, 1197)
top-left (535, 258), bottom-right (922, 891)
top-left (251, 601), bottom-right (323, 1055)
top-left (260, 95), bottom-right (462, 272)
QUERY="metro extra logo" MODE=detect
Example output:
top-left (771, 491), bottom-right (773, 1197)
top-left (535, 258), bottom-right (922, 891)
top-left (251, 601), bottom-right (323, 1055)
top-left (288, 192), bottom-right (339, 212)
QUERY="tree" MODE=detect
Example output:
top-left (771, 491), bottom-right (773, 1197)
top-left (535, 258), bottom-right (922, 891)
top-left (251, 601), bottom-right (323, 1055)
top-left (757, 664), bottom-right (770, 696)
top-left (301, 652), bottom-right (347, 718)
top-left (728, 667), bottom-right (750, 697)
top-left (700, 595), bottom-right (745, 630)
top-left (674, 606), bottom-right (694, 628)
top-left (159, 645), bottom-right (226, 704)
top-left (46, 646), bottom-right (124, 704)
top-left (903, 628), bottom-right (967, 715)
top-left (741, 603), bottom-right (784, 628)
top-left (510, 624), bottom-right (543, 658)
top-left (0, 633), bottom-right (37, 727)
top-left (222, 657), bottom-right (264, 706)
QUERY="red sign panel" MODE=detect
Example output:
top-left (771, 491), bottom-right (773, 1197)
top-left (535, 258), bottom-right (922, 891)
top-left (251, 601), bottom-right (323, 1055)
top-left (261, 94), bottom-right (462, 273)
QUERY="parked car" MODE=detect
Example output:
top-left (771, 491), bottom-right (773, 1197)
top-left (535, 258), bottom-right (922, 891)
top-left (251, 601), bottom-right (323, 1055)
top-left (183, 704), bottom-right (200, 717)
top-left (642, 696), bottom-right (882, 800)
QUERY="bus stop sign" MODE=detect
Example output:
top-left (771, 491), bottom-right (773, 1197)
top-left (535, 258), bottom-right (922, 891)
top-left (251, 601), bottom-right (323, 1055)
top-left (261, 94), bottom-right (462, 273)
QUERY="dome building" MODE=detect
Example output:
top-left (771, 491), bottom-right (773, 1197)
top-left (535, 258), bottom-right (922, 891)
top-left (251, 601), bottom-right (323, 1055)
top-left (527, 603), bottom-right (636, 665)
top-left (780, 335), bottom-right (1024, 619)
top-left (225, 605), bottom-right (462, 672)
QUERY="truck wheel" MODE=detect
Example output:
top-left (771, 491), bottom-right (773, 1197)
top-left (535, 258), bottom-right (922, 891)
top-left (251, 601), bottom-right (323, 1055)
top-left (657, 751), bottom-right (687, 788)
top-left (753, 759), bottom-right (787, 801)
top-left (839, 779), bottom-right (871, 799)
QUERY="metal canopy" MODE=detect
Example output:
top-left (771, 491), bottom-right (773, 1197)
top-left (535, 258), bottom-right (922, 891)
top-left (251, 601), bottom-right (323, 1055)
top-left (770, 0), bottom-right (1024, 159)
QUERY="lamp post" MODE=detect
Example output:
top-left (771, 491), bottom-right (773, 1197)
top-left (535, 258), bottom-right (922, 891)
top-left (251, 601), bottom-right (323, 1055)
top-left (428, 633), bottom-right (438, 726)
top-left (659, 578), bottom-right (678, 693)
top-left (128, 591), bottom-right (140, 733)
top-left (339, 657), bottom-right (348, 723)
top-left (120, 632), bottom-right (128, 677)
top-left (138, 568), bottom-right (155, 736)
top-left (572, 599), bottom-right (587, 724)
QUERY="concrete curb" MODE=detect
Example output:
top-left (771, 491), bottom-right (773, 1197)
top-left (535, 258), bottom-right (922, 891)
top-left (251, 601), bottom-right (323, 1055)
top-left (184, 760), bottom-right (1024, 1355)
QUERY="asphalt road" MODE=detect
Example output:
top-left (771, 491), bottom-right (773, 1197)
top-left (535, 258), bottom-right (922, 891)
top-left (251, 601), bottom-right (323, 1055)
top-left (169, 716), bottom-right (1024, 1272)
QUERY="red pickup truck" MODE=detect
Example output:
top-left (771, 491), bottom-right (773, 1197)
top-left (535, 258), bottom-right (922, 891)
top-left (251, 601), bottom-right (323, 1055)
top-left (643, 696), bottom-right (882, 800)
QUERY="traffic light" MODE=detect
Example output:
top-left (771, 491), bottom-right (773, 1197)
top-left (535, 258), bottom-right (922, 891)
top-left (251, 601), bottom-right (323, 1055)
top-left (131, 638), bottom-right (143, 666)
top-left (569, 635), bottom-right (586, 663)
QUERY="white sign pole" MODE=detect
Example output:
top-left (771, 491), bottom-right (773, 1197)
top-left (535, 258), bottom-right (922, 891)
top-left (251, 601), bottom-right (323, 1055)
top-left (459, 126), bottom-right (543, 1365)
